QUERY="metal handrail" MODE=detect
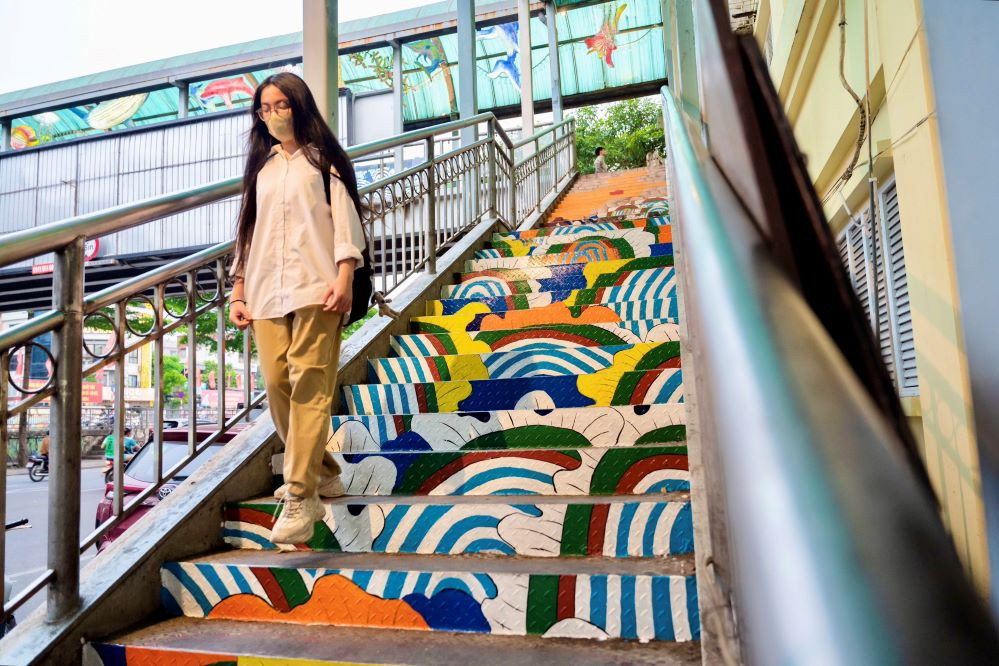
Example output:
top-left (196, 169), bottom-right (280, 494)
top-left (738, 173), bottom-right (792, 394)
top-left (0, 112), bottom-right (510, 271)
top-left (661, 83), bottom-right (998, 663)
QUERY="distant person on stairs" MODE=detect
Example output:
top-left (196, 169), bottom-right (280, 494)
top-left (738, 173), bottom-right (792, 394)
top-left (228, 72), bottom-right (366, 546)
top-left (594, 146), bottom-right (609, 173)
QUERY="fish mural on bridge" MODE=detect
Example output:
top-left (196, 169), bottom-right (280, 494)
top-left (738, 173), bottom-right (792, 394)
top-left (478, 21), bottom-right (523, 92)
top-left (585, 3), bottom-right (628, 67)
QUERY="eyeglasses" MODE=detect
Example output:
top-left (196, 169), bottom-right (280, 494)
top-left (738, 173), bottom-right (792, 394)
top-left (256, 100), bottom-right (291, 121)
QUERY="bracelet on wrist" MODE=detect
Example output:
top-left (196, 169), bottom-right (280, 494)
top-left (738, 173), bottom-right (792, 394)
top-left (230, 299), bottom-right (246, 305)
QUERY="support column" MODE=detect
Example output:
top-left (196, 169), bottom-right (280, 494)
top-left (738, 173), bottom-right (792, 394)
top-left (177, 83), bottom-right (189, 119)
top-left (545, 2), bottom-right (562, 124)
top-left (303, 0), bottom-right (340, 133)
top-left (391, 40), bottom-right (404, 172)
top-left (518, 0), bottom-right (534, 142)
top-left (457, 0), bottom-right (478, 145)
top-left (660, 0), bottom-right (675, 86)
top-left (0, 117), bottom-right (11, 152)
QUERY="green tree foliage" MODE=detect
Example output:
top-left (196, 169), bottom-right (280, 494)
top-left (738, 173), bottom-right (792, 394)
top-left (162, 355), bottom-right (187, 406)
top-left (573, 98), bottom-right (666, 175)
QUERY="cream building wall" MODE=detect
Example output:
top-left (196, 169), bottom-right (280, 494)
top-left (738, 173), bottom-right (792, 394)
top-left (754, 0), bottom-right (989, 594)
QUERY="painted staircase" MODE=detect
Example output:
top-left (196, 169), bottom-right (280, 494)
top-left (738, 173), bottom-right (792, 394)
top-left (89, 175), bottom-right (701, 665)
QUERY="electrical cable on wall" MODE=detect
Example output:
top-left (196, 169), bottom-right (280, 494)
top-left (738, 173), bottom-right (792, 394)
top-left (837, 0), bottom-right (867, 184)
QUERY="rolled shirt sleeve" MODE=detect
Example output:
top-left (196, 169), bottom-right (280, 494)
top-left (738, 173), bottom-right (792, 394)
top-left (330, 170), bottom-right (366, 269)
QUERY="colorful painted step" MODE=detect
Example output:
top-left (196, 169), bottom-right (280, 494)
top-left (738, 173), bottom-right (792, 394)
top-left (488, 226), bottom-right (672, 254)
top-left (341, 368), bottom-right (684, 416)
top-left (465, 239), bottom-right (673, 272)
top-left (369, 342), bottom-right (680, 383)
top-left (473, 229), bottom-right (672, 260)
top-left (456, 256), bottom-right (675, 287)
top-left (329, 405), bottom-right (687, 453)
top-left (223, 493), bottom-right (693, 556)
top-left (444, 266), bottom-right (675, 300)
top-left (411, 300), bottom-right (678, 333)
top-left (315, 446), bottom-right (691, 497)
top-left (491, 217), bottom-right (668, 242)
top-left (160, 551), bottom-right (699, 642)
top-left (430, 281), bottom-right (677, 316)
top-left (390, 321), bottom-right (681, 357)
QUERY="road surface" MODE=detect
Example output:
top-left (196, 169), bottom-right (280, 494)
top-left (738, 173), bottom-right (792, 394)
top-left (5, 466), bottom-right (106, 621)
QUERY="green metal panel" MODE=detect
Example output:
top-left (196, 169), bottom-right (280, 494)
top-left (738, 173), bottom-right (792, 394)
top-left (5, 0), bottom-right (667, 148)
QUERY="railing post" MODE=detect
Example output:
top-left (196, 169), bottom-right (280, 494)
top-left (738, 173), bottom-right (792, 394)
top-left (112, 301), bottom-right (126, 517)
top-left (425, 137), bottom-right (437, 274)
top-left (216, 259), bottom-right (227, 432)
top-left (487, 121), bottom-right (498, 220)
top-left (534, 138), bottom-right (541, 214)
top-left (47, 236), bottom-right (84, 621)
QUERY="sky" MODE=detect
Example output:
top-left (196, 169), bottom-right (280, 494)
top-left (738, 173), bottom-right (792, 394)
top-left (0, 0), bottom-right (435, 96)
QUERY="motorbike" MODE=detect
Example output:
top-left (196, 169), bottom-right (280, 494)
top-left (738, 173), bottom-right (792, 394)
top-left (26, 454), bottom-right (48, 482)
top-left (102, 452), bottom-right (137, 483)
top-left (2, 519), bottom-right (30, 637)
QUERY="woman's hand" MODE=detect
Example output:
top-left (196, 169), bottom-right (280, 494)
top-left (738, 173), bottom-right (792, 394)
top-left (323, 266), bottom-right (354, 314)
top-left (229, 301), bottom-right (253, 330)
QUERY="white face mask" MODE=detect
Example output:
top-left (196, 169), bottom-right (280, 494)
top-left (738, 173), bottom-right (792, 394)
top-left (265, 112), bottom-right (295, 142)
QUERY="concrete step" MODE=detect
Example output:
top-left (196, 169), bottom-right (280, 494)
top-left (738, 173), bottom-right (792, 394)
top-left (329, 405), bottom-right (687, 452)
top-left (466, 238), bottom-right (672, 271)
top-left (411, 300), bottom-right (678, 334)
top-left (222, 493), bottom-right (693, 557)
top-left (342, 368), bottom-right (683, 415)
top-left (369, 342), bottom-right (680, 383)
top-left (491, 217), bottom-right (668, 243)
top-left (159, 551), bottom-right (699, 642)
top-left (456, 256), bottom-right (675, 288)
top-left (430, 280), bottom-right (677, 315)
top-left (443, 266), bottom-right (675, 300)
top-left (90, 616), bottom-right (701, 665)
top-left (390, 321), bottom-right (680, 357)
top-left (293, 446), bottom-right (690, 498)
top-left (486, 227), bottom-right (672, 256)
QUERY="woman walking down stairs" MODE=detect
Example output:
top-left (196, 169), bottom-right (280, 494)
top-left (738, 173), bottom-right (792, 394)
top-left (88, 174), bottom-right (703, 665)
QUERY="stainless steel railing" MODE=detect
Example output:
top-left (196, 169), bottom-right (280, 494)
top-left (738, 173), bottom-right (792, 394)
top-left (0, 111), bottom-right (558, 626)
top-left (512, 118), bottom-right (576, 225)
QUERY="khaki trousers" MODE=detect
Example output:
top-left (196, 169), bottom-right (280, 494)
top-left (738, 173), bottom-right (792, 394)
top-left (253, 305), bottom-right (343, 498)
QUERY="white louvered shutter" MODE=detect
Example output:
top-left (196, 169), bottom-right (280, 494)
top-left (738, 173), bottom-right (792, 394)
top-left (879, 181), bottom-right (919, 395)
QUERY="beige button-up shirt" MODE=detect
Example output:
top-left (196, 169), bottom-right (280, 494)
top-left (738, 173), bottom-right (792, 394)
top-left (239, 145), bottom-right (366, 320)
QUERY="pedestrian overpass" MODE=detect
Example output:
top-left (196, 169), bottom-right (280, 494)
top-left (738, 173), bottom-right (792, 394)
top-left (2, 1), bottom-right (998, 664)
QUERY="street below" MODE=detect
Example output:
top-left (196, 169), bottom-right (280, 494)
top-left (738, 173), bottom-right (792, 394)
top-left (5, 466), bottom-right (106, 621)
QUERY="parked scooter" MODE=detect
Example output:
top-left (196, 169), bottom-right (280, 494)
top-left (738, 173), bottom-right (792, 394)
top-left (26, 454), bottom-right (48, 482)
top-left (2, 519), bottom-right (30, 637)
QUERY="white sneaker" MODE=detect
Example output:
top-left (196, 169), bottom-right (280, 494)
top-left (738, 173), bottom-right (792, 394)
top-left (270, 494), bottom-right (326, 545)
top-left (273, 476), bottom-right (345, 500)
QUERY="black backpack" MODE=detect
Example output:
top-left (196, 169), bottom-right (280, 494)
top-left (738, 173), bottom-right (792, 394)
top-left (325, 172), bottom-right (375, 325)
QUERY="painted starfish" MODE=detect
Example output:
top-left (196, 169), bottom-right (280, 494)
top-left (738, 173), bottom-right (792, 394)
top-left (585, 3), bottom-right (627, 67)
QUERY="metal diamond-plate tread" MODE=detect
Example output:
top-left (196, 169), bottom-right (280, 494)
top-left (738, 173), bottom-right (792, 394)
top-left (443, 266), bottom-right (675, 300)
top-left (369, 342), bottom-right (680, 383)
top-left (269, 446), bottom-right (689, 497)
top-left (390, 321), bottom-right (681, 357)
top-left (342, 368), bottom-right (684, 415)
top-left (430, 280), bottom-right (677, 315)
top-left (160, 552), bottom-right (699, 642)
top-left (457, 256), bottom-right (675, 285)
top-left (486, 227), bottom-right (672, 256)
top-left (223, 492), bottom-right (693, 556)
top-left (411, 300), bottom-right (678, 333)
top-left (91, 617), bottom-right (701, 665)
top-left (329, 404), bottom-right (687, 452)
top-left (465, 240), bottom-right (673, 272)
top-left (491, 217), bottom-right (668, 242)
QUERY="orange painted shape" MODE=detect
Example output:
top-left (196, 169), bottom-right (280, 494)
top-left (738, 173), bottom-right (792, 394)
top-left (477, 303), bottom-right (623, 331)
top-left (207, 574), bottom-right (431, 631)
top-left (123, 646), bottom-right (238, 665)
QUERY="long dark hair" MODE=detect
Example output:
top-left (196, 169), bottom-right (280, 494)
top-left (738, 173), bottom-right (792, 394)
top-left (234, 72), bottom-right (362, 276)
